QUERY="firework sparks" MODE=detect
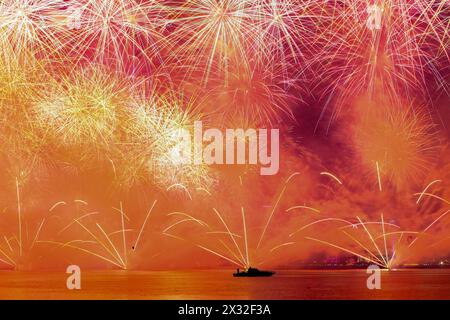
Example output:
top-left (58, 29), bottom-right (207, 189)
top-left (0, 0), bottom-right (448, 273)
top-left (57, 0), bottom-right (166, 72)
top-left (0, 0), bottom-right (67, 61)
top-left (313, 0), bottom-right (449, 127)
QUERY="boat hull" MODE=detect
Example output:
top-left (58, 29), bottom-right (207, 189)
top-left (233, 271), bottom-right (275, 277)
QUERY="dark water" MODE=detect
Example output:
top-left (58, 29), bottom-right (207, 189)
top-left (0, 269), bottom-right (449, 299)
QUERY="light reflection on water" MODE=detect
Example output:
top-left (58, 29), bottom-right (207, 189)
top-left (0, 269), bottom-right (449, 300)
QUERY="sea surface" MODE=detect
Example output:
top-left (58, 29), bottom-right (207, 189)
top-left (0, 269), bottom-right (449, 299)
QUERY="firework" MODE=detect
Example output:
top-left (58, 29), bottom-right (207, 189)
top-left (298, 214), bottom-right (409, 269)
top-left (56, 0), bottom-right (167, 73)
top-left (165, 0), bottom-right (257, 84)
top-left (313, 0), bottom-right (449, 126)
top-left (198, 58), bottom-right (295, 124)
top-left (0, 0), bottom-right (448, 273)
top-left (351, 95), bottom-right (438, 190)
top-left (0, 0), bottom-right (68, 63)
top-left (120, 89), bottom-right (214, 190)
top-left (33, 66), bottom-right (130, 151)
top-left (0, 178), bottom-right (52, 269)
top-left (36, 199), bottom-right (161, 270)
top-left (248, 0), bottom-right (320, 73)
top-left (162, 172), bottom-right (308, 268)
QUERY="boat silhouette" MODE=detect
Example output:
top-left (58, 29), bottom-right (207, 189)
top-left (233, 267), bottom-right (275, 277)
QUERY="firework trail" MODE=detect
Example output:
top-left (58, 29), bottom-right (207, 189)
top-left (0, 0), bottom-right (448, 271)
top-left (312, 0), bottom-right (449, 128)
